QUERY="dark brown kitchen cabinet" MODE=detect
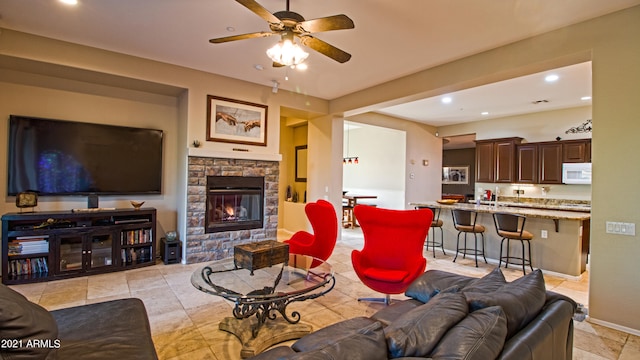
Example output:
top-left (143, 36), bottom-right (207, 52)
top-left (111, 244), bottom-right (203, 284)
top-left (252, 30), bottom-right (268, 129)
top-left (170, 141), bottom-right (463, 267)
top-left (538, 142), bottom-right (563, 184)
top-left (475, 141), bottom-right (495, 182)
top-left (476, 137), bottom-right (522, 183)
top-left (516, 144), bottom-right (538, 183)
top-left (562, 139), bottom-right (591, 163)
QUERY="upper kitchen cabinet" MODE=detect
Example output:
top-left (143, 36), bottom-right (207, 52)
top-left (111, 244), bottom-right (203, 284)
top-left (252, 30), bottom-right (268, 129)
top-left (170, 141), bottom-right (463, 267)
top-left (562, 139), bottom-right (592, 163)
top-left (476, 137), bottom-right (523, 183)
top-left (475, 141), bottom-right (495, 182)
top-left (516, 143), bottom-right (538, 183)
top-left (538, 142), bottom-right (563, 184)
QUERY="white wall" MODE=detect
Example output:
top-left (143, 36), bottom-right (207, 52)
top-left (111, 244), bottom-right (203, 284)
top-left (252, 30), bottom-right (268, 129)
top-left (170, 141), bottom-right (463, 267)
top-left (343, 121), bottom-right (406, 209)
top-left (346, 113), bottom-right (441, 209)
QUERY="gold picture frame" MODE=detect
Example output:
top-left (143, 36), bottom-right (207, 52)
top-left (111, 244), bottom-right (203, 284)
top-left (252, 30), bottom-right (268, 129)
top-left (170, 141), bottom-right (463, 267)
top-left (206, 95), bottom-right (268, 146)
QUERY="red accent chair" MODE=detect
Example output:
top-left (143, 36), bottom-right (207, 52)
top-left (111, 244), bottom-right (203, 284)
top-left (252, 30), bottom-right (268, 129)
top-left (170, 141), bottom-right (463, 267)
top-left (351, 205), bottom-right (434, 304)
top-left (285, 199), bottom-right (338, 266)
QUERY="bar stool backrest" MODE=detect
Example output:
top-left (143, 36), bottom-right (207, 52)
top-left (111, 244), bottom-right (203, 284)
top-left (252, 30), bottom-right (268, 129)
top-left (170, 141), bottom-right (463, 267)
top-left (493, 213), bottom-right (526, 235)
top-left (452, 209), bottom-right (477, 228)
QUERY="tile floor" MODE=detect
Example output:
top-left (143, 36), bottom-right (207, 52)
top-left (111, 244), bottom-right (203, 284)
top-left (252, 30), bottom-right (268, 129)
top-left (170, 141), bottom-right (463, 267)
top-left (10, 227), bottom-right (640, 360)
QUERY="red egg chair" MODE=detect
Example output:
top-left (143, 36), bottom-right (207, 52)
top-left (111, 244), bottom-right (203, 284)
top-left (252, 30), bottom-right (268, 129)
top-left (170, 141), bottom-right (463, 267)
top-left (351, 205), bottom-right (433, 304)
top-left (285, 199), bottom-right (338, 268)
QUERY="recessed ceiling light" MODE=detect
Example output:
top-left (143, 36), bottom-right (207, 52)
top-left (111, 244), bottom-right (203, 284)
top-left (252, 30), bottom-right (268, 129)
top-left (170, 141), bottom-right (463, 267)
top-left (481, 112), bottom-right (489, 115)
top-left (545, 74), bottom-right (559, 82)
top-left (441, 96), bottom-right (452, 104)
top-left (254, 64), bottom-right (264, 71)
top-left (581, 96), bottom-right (592, 101)
top-left (59, 0), bottom-right (78, 5)
top-left (226, 26), bottom-right (235, 32)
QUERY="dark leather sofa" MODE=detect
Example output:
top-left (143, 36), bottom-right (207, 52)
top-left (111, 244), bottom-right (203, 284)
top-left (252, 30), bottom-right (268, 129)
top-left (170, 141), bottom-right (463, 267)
top-left (0, 283), bottom-right (157, 360)
top-left (249, 268), bottom-right (577, 360)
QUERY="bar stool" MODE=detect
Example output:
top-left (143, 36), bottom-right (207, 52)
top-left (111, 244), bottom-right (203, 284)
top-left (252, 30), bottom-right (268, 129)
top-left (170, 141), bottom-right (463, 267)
top-left (416, 206), bottom-right (446, 258)
top-left (451, 209), bottom-right (487, 267)
top-left (493, 213), bottom-right (534, 275)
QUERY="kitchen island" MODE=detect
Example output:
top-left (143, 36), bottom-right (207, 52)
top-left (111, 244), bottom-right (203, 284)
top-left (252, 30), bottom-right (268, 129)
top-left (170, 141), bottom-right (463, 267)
top-left (410, 201), bottom-right (590, 278)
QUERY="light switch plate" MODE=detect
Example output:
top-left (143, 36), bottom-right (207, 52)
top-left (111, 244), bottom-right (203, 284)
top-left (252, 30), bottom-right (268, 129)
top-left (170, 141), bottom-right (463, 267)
top-left (606, 221), bottom-right (636, 236)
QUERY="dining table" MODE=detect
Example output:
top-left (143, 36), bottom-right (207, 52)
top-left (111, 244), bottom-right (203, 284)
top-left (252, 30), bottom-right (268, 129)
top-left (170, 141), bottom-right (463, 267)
top-left (342, 194), bottom-right (378, 228)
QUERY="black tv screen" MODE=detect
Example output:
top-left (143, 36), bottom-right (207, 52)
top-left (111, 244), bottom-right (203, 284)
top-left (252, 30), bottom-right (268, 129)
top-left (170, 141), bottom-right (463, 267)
top-left (7, 115), bottom-right (163, 196)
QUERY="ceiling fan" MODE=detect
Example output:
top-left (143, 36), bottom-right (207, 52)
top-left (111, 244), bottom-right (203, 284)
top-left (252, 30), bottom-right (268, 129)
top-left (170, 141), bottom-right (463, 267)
top-left (209, 0), bottom-right (354, 66)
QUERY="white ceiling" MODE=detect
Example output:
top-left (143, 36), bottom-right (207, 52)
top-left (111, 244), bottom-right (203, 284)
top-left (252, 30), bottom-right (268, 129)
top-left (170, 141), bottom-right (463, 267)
top-left (0, 0), bottom-right (637, 126)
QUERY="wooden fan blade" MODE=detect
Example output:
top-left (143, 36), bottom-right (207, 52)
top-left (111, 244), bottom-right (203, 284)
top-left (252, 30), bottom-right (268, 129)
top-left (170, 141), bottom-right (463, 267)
top-left (272, 62), bottom-right (286, 68)
top-left (299, 35), bottom-right (352, 63)
top-left (209, 31), bottom-right (275, 43)
top-left (236, 0), bottom-right (281, 24)
top-left (297, 14), bottom-right (355, 33)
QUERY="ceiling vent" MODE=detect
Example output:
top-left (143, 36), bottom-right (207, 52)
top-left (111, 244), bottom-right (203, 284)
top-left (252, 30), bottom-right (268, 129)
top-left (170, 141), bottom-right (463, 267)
top-left (532, 99), bottom-right (549, 104)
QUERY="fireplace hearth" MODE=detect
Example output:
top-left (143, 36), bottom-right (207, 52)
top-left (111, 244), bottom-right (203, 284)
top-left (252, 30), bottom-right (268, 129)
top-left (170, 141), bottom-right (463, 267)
top-left (205, 176), bottom-right (264, 233)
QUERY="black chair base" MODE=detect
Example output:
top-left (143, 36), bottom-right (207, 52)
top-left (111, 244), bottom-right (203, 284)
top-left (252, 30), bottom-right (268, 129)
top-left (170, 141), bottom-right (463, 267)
top-left (499, 238), bottom-right (534, 275)
top-left (453, 231), bottom-right (487, 267)
top-left (426, 226), bottom-right (446, 258)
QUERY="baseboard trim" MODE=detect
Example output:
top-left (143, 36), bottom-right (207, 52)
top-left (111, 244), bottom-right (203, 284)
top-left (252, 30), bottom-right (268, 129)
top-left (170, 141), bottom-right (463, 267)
top-left (587, 317), bottom-right (640, 337)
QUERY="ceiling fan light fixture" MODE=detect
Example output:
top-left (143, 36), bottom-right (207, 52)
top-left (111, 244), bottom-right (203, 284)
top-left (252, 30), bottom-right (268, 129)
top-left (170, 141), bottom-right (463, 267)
top-left (266, 37), bottom-right (309, 66)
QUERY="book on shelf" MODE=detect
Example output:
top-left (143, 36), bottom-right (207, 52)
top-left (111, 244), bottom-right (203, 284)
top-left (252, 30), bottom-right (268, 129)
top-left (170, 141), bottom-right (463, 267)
top-left (9, 257), bottom-right (49, 276)
top-left (121, 229), bottom-right (152, 245)
top-left (8, 238), bottom-right (49, 255)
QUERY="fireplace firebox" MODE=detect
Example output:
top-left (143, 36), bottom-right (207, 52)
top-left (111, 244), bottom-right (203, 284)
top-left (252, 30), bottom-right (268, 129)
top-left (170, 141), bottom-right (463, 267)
top-left (205, 176), bottom-right (264, 233)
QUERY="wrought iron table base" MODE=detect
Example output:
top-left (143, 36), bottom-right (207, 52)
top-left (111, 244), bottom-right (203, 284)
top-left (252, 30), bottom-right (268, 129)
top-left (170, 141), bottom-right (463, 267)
top-left (219, 317), bottom-right (312, 358)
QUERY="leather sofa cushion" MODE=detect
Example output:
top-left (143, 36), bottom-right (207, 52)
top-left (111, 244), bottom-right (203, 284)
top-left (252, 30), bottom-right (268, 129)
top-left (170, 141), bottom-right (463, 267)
top-left (464, 269), bottom-right (546, 339)
top-left (384, 292), bottom-right (468, 358)
top-left (404, 270), bottom-right (475, 303)
top-left (430, 306), bottom-right (508, 360)
top-left (461, 267), bottom-right (506, 293)
top-left (370, 299), bottom-right (422, 326)
top-left (0, 284), bottom-right (58, 360)
top-left (292, 316), bottom-right (378, 352)
top-left (51, 298), bottom-right (158, 360)
top-left (288, 321), bottom-right (387, 360)
top-left (246, 346), bottom-right (296, 360)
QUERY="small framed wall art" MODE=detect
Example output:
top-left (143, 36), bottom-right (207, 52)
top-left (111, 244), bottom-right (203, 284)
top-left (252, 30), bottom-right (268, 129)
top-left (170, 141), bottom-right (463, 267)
top-left (206, 95), bottom-right (268, 146)
top-left (16, 191), bottom-right (38, 211)
top-left (442, 166), bottom-right (469, 184)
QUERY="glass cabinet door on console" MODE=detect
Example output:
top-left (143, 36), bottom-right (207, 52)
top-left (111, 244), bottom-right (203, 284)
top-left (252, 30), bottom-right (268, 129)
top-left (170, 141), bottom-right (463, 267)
top-left (58, 234), bottom-right (84, 274)
top-left (56, 231), bottom-right (115, 275)
top-left (90, 233), bottom-right (114, 269)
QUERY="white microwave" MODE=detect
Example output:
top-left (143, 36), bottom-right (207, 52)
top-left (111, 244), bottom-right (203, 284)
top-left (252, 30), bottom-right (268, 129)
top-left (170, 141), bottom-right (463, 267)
top-left (562, 163), bottom-right (592, 184)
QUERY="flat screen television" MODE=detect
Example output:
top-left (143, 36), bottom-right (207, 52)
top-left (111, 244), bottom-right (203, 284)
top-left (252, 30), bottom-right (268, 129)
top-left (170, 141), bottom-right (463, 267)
top-left (7, 115), bottom-right (163, 196)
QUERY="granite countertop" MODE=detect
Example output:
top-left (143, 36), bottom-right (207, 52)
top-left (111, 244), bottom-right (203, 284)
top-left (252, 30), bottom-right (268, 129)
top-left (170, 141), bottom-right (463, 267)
top-left (475, 200), bottom-right (591, 213)
top-left (410, 201), bottom-right (591, 221)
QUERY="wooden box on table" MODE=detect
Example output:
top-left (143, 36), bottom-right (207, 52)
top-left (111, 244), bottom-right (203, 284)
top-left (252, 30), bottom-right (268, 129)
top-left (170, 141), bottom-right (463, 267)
top-left (233, 240), bottom-right (289, 275)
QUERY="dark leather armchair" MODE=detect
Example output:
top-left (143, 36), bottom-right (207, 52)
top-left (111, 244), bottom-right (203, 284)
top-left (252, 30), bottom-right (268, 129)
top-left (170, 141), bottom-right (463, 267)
top-left (351, 205), bottom-right (433, 304)
top-left (285, 199), bottom-right (338, 265)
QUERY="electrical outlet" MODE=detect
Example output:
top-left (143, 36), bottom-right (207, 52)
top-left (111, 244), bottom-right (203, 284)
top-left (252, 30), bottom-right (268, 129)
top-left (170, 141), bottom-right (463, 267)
top-left (541, 230), bottom-right (548, 238)
top-left (513, 189), bottom-right (525, 195)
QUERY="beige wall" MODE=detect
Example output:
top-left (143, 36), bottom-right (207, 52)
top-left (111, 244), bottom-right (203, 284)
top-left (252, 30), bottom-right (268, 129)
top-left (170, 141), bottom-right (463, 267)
top-left (328, 6), bottom-right (640, 333)
top-left (2, 4), bottom-right (640, 333)
top-left (0, 78), bottom-right (180, 234)
top-left (0, 28), bottom-right (328, 259)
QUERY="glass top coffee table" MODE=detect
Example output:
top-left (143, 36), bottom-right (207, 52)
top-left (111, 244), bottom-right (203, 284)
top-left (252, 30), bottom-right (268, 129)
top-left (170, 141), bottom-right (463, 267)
top-left (191, 253), bottom-right (335, 358)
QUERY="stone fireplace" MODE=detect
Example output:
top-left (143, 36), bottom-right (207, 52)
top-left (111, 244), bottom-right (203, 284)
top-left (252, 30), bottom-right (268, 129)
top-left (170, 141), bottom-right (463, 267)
top-left (205, 175), bottom-right (264, 233)
top-left (187, 156), bottom-right (279, 263)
